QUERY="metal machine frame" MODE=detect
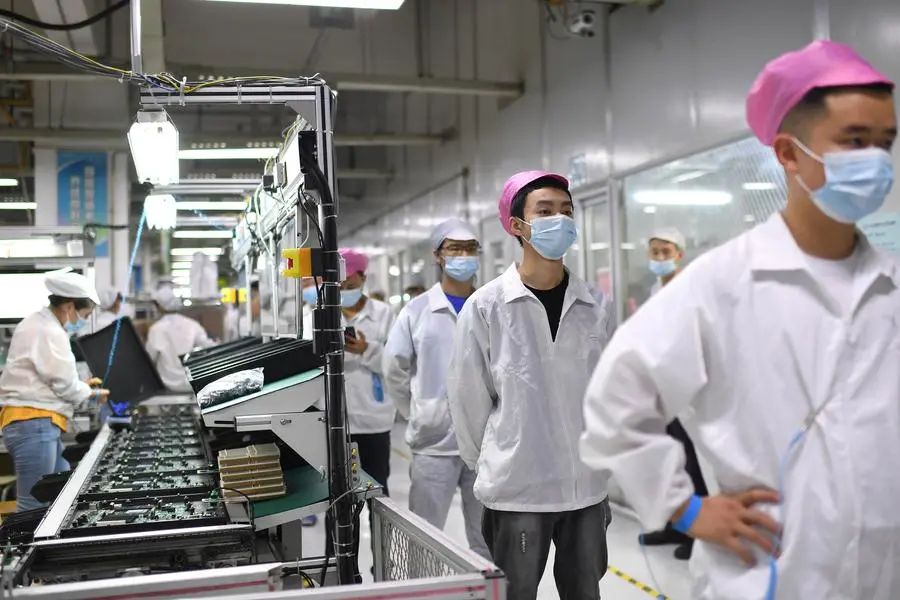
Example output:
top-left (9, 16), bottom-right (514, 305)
top-left (139, 82), bottom-right (356, 583)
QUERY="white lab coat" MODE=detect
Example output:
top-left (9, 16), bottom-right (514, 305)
top-left (146, 314), bottom-right (213, 393)
top-left (0, 308), bottom-right (92, 420)
top-left (580, 213), bottom-right (900, 600)
top-left (383, 283), bottom-right (461, 456)
top-left (447, 264), bottom-right (616, 513)
top-left (303, 297), bottom-right (395, 434)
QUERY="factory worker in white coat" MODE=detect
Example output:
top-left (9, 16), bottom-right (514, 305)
top-left (78, 287), bottom-right (124, 336)
top-left (383, 218), bottom-right (490, 560)
top-left (146, 286), bottom-right (213, 392)
top-left (331, 248), bottom-right (395, 493)
top-left (581, 41), bottom-right (900, 600)
top-left (0, 272), bottom-right (109, 512)
top-left (447, 171), bottom-right (616, 600)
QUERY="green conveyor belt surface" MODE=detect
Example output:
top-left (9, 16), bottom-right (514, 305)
top-left (251, 466), bottom-right (381, 518)
top-left (252, 465), bottom-right (328, 518)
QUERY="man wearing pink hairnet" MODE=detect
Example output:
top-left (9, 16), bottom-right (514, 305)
top-left (581, 41), bottom-right (900, 599)
top-left (446, 172), bottom-right (616, 599)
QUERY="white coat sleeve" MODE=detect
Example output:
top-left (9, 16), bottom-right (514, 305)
top-left (32, 332), bottom-right (92, 406)
top-left (383, 308), bottom-right (414, 419)
top-left (145, 326), bottom-right (162, 367)
top-left (194, 322), bottom-right (214, 349)
top-left (580, 276), bottom-right (710, 532)
top-left (359, 307), bottom-right (392, 375)
top-left (446, 300), bottom-right (495, 470)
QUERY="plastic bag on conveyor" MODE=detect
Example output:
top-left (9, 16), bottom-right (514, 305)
top-left (197, 368), bottom-right (265, 408)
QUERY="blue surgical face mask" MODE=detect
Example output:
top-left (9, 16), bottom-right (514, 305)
top-left (444, 256), bottom-right (480, 282)
top-left (522, 215), bottom-right (578, 260)
top-left (341, 288), bottom-right (363, 308)
top-left (64, 316), bottom-right (87, 334)
top-left (302, 286), bottom-right (318, 306)
top-left (649, 259), bottom-right (677, 277)
top-left (794, 139), bottom-right (894, 224)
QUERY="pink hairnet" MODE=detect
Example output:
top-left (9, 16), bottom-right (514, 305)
top-left (340, 248), bottom-right (369, 277)
top-left (498, 171), bottom-right (569, 235)
top-left (747, 40), bottom-right (893, 146)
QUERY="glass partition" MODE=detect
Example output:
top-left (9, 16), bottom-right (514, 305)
top-left (619, 137), bottom-right (786, 314)
top-left (582, 197), bottom-right (613, 297)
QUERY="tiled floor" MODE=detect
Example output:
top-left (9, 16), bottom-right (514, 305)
top-left (300, 424), bottom-right (692, 599)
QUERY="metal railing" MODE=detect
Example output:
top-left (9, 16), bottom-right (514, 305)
top-left (371, 497), bottom-right (497, 582)
top-left (211, 497), bottom-right (507, 600)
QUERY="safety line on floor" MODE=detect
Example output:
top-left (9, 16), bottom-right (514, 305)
top-left (390, 446), bottom-right (412, 461)
top-left (607, 565), bottom-right (669, 599)
top-left (390, 445), bottom-right (671, 598)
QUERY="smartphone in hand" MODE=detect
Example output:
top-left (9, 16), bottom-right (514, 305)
top-left (345, 326), bottom-right (357, 339)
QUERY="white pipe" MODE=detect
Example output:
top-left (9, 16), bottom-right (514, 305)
top-left (130, 0), bottom-right (143, 74)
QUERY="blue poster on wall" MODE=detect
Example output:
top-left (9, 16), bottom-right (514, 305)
top-left (57, 151), bottom-right (109, 257)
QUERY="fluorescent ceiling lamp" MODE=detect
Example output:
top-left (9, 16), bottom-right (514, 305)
top-left (128, 110), bottom-right (179, 185)
top-left (178, 147), bottom-right (279, 161)
top-left (170, 247), bottom-right (224, 256)
top-left (176, 201), bottom-right (247, 211)
top-left (672, 170), bottom-right (708, 183)
top-left (201, 0), bottom-right (405, 8)
top-left (0, 202), bottom-right (36, 210)
top-left (144, 194), bottom-right (177, 230)
top-left (742, 182), bottom-right (778, 191)
top-left (0, 179), bottom-right (18, 187)
top-left (173, 230), bottom-right (234, 239)
top-left (633, 190), bottom-right (732, 206)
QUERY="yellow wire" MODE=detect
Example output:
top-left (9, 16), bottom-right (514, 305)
top-left (7, 18), bottom-right (322, 93)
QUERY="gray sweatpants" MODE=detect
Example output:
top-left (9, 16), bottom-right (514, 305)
top-left (482, 499), bottom-right (611, 600)
top-left (409, 454), bottom-right (491, 560)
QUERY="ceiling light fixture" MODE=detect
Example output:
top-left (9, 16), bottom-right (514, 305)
top-left (0, 179), bottom-right (18, 187)
top-left (172, 230), bottom-right (234, 239)
top-left (128, 110), bottom-right (179, 185)
top-left (672, 170), bottom-right (708, 183)
top-left (742, 182), bottom-right (778, 191)
top-left (144, 194), bottom-right (177, 230)
top-left (175, 201), bottom-right (247, 211)
top-left (633, 190), bottom-right (733, 206)
top-left (170, 247), bottom-right (225, 257)
top-left (178, 147), bottom-right (280, 161)
top-left (0, 202), bottom-right (36, 210)
top-left (201, 0), bottom-right (405, 9)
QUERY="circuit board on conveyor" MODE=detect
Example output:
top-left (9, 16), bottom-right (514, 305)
top-left (81, 471), bottom-right (216, 500)
top-left (61, 493), bottom-right (227, 538)
top-left (58, 408), bottom-right (228, 536)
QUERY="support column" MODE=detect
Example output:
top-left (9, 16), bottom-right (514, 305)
top-left (33, 147), bottom-right (58, 227)
top-left (111, 152), bottom-right (131, 293)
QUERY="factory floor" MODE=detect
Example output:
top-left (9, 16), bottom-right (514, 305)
top-left (298, 423), bottom-right (693, 600)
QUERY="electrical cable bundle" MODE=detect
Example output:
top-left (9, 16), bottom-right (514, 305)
top-left (0, 14), bottom-right (326, 96)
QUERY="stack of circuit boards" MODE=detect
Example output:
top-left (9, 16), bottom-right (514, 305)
top-left (60, 410), bottom-right (227, 538)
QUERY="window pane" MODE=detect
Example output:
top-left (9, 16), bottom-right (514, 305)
top-left (584, 200), bottom-right (613, 297)
top-left (620, 137), bottom-right (785, 314)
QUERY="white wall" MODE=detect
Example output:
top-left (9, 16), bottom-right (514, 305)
top-left (345, 0), bottom-right (900, 250)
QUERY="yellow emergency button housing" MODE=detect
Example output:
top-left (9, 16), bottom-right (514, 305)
top-left (221, 288), bottom-right (236, 304)
top-left (282, 247), bottom-right (314, 279)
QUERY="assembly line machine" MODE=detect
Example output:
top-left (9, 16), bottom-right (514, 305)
top-left (0, 81), bottom-right (506, 600)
